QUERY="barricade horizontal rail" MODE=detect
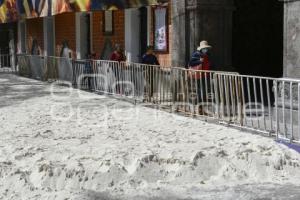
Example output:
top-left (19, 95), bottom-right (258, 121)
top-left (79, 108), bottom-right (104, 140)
top-left (14, 54), bottom-right (300, 144)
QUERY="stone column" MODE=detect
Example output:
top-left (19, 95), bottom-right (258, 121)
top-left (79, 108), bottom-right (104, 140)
top-left (283, 1), bottom-right (300, 78)
top-left (186, 0), bottom-right (234, 71)
top-left (171, 0), bottom-right (186, 67)
top-left (43, 17), bottom-right (55, 56)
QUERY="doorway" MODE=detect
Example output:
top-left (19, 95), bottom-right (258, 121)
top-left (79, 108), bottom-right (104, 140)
top-left (125, 7), bottom-right (149, 63)
top-left (232, 0), bottom-right (283, 77)
top-left (0, 28), bottom-right (10, 55)
top-left (76, 12), bottom-right (91, 59)
top-left (125, 9), bottom-right (141, 62)
top-left (0, 23), bottom-right (17, 67)
top-left (140, 7), bottom-right (148, 59)
top-left (44, 17), bottom-right (55, 56)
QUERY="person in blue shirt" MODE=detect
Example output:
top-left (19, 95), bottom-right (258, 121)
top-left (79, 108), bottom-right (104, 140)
top-left (142, 46), bottom-right (160, 100)
top-left (142, 46), bottom-right (160, 66)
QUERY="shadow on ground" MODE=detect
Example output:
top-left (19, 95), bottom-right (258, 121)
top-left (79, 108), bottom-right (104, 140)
top-left (74, 184), bottom-right (300, 200)
top-left (0, 73), bottom-right (54, 108)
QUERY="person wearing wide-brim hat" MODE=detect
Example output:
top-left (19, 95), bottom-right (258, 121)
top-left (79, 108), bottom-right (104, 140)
top-left (189, 40), bottom-right (212, 70)
top-left (197, 40), bottom-right (212, 52)
top-left (188, 40), bottom-right (213, 114)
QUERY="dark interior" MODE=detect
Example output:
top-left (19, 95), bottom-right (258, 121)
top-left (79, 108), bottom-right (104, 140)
top-left (0, 23), bottom-right (17, 67)
top-left (233, 0), bottom-right (283, 77)
top-left (140, 7), bottom-right (148, 61)
top-left (0, 26), bottom-right (10, 55)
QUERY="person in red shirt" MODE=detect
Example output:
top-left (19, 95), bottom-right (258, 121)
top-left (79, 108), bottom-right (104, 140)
top-left (110, 44), bottom-right (126, 94)
top-left (110, 44), bottom-right (126, 62)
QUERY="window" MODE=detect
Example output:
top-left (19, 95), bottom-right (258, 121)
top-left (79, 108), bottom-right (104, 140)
top-left (103, 11), bottom-right (114, 35)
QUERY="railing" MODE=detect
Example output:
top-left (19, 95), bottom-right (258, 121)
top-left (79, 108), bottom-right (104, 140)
top-left (0, 54), bottom-right (16, 72)
top-left (14, 54), bottom-right (300, 144)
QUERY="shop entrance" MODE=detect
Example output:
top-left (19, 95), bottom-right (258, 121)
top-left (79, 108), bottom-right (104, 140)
top-left (233, 0), bottom-right (283, 77)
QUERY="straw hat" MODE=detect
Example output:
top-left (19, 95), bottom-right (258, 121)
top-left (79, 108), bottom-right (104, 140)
top-left (197, 40), bottom-right (212, 51)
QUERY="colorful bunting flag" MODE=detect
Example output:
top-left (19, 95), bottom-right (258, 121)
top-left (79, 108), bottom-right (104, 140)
top-left (0, 0), bottom-right (167, 24)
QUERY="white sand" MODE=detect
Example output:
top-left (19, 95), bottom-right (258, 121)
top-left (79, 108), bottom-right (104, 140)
top-left (1, 74), bottom-right (300, 200)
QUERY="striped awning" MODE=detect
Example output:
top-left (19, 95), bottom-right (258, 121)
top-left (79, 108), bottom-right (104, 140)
top-left (0, 0), bottom-right (168, 24)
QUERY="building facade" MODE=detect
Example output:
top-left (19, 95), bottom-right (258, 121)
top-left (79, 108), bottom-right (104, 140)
top-left (0, 0), bottom-right (297, 79)
top-left (12, 2), bottom-right (172, 66)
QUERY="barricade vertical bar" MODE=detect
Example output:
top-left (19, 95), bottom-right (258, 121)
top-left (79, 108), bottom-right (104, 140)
top-left (210, 72), bottom-right (214, 116)
top-left (161, 67), bottom-right (164, 105)
top-left (159, 66), bottom-right (162, 104)
top-left (260, 78), bottom-right (266, 131)
top-left (224, 75), bottom-right (231, 122)
top-left (214, 74), bottom-right (220, 119)
top-left (200, 72), bottom-right (205, 114)
top-left (234, 76), bottom-right (241, 125)
top-left (175, 69), bottom-right (179, 109)
top-left (149, 65), bottom-right (152, 102)
top-left (92, 60), bottom-right (96, 91)
top-left (176, 68), bottom-right (180, 110)
top-left (190, 71), bottom-right (195, 115)
top-left (151, 65), bottom-right (158, 104)
top-left (253, 78), bottom-right (259, 128)
top-left (246, 77), bottom-right (253, 127)
top-left (298, 83), bottom-right (300, 141)
top-left (282, 81), bottom-right (286, 138)
top-left (184, 70), bottom-right (188, 113)
top-left (274, 80), bottom-right (279, 139)
top-left (195, 71), bottom-right (200, 115)
top-left (219, 74), bottom-right (225, 120)
top-left (290, 82), bottom-right (294, 141)
top-left (205, 72), bottom-right (209, 113)
top-left (157, 66), bottom-right (161, 103)
top-left (266, 80), bottom-right (272, 132)
top-left (171, 68), bottom-right (175, 111)
top-left (240, 76), bottom-right (246, 126)
top-left (133, 63), bottom-right (137, 98)
top-left (229, 75), bottom-right (235, 122)
top-left (155, 66), bottom-right (162, 104)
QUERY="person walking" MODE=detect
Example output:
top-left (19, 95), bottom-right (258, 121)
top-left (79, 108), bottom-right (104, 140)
top-left (142, 46), bottom-right (160, 100)
top-left (59, 40), bottom-right (73, 83)
top-left (188, 40), bottom-right (213, 113)
top-left (109, 44), bottom-right (126, 94)
top-left (29, 38), bottom-right (44, 79)
top-left (31, 39), bottom-right (41, 55)
top-left (189, 40), bottom-right (212, 71)
top-left (83, 53), bottom-right (96, 91)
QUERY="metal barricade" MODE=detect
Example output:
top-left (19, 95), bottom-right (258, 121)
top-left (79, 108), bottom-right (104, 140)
top-left (0, 54), bottom-right (10, 68)
top-left (117, 62), bottom-right (144, 100)
top-left (55, 56), bottom-right (74, 85)
top-left (30, 55), bottom-right (46, 80)
top-left (72, 59), bottom-right (94, 90)
top-left (0, 54), bottom-right (16, 72)
top-left (17, 54), bottom-right (46, 79)
top-left (93, 60), bottom-right (120, 95)
top-left (44, 56), bottom-right (59, 82)
top-left (13, 54), bottom-right (300, 144)
top-left (170, 67), bottom-right (237, 118)
top-left (213, 73), bottom-right (300, 143)
top-left (17, 54), bottom-right (31, 76)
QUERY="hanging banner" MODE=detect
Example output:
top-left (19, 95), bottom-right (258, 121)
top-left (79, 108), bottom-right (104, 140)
top-left (0, 0), bottom-right (167, 24)
top-left (154, 6), bottom-right (168, 52)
